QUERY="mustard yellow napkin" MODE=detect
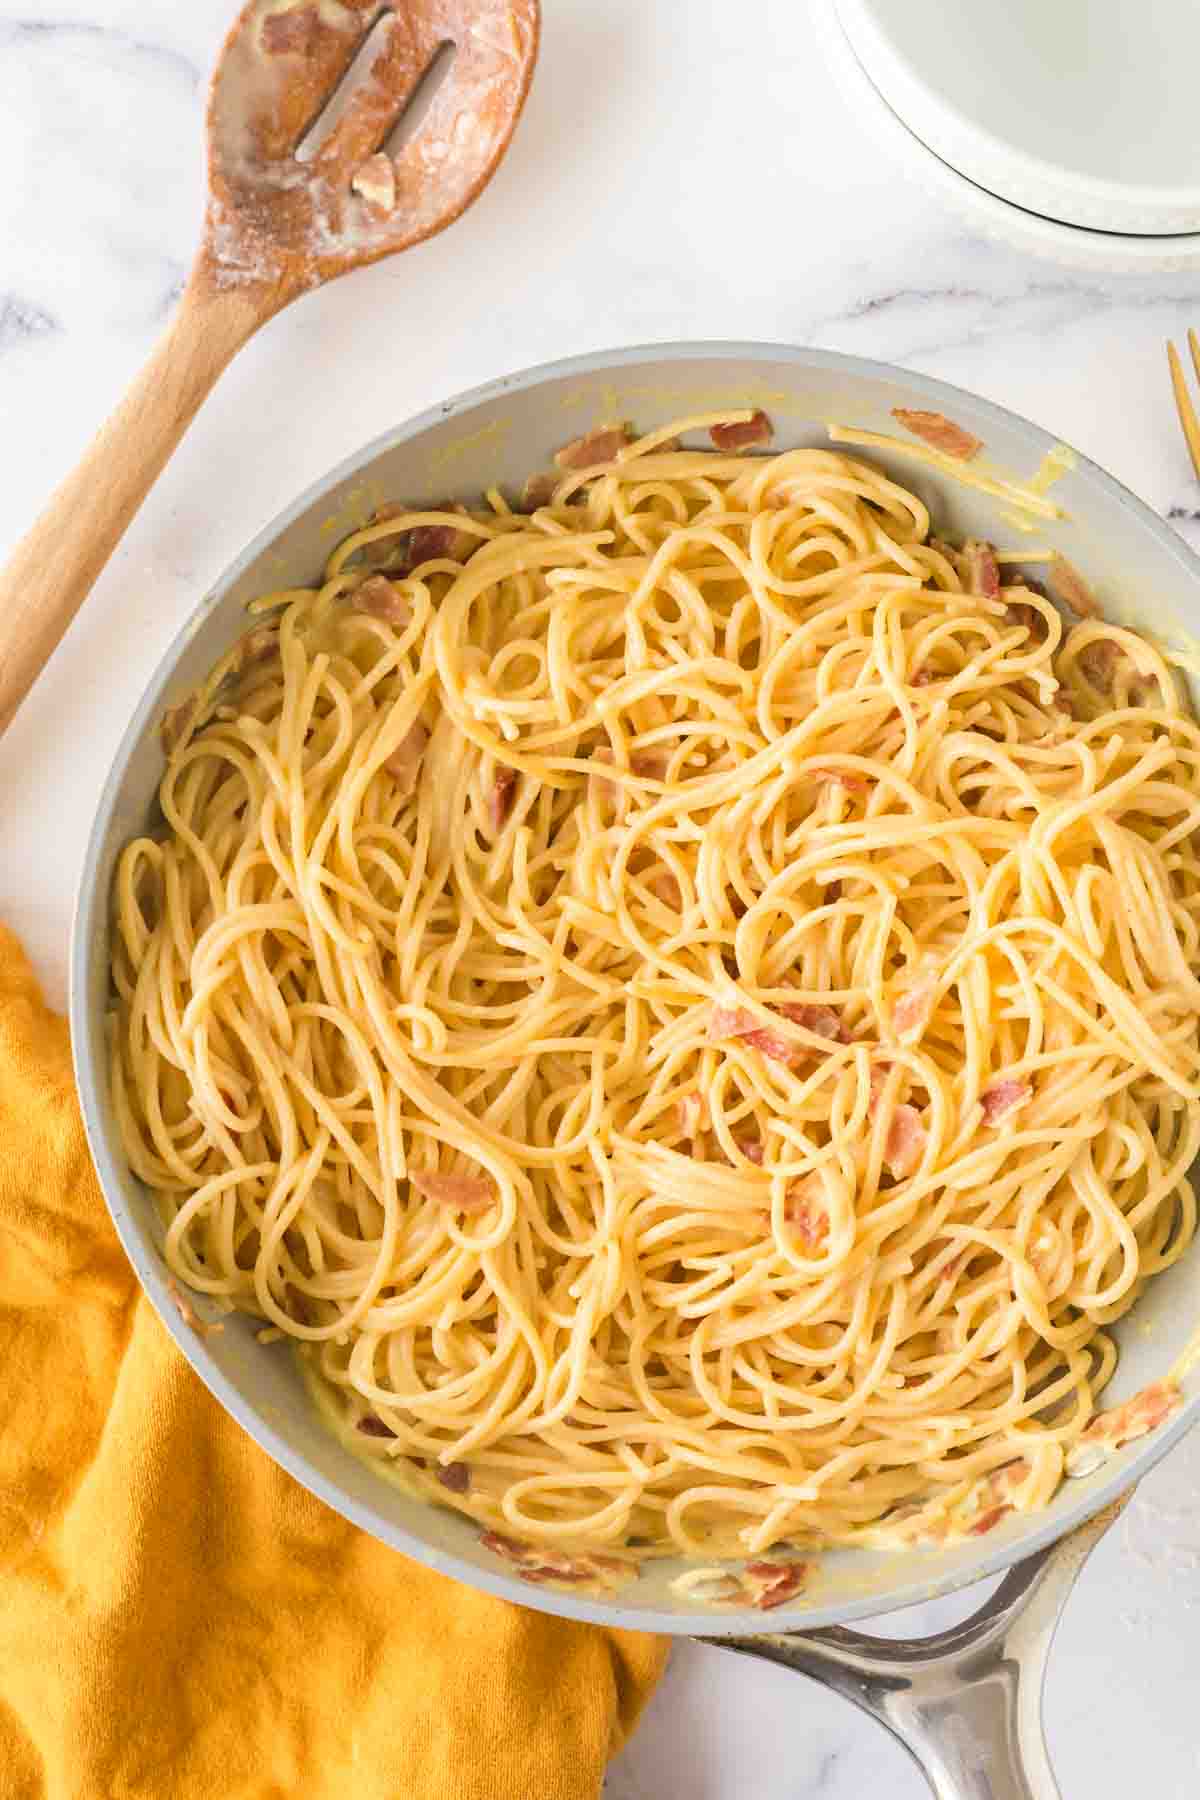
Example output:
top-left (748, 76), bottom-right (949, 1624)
top-left (0, 924), bottom-right (667, 1800)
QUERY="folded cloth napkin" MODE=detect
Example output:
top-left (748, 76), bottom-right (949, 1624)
top-left (0, 925), bottom-right (668, 1800)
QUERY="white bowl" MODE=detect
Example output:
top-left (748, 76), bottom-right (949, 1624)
top-left (819, 0), bottom-right (1200, 272)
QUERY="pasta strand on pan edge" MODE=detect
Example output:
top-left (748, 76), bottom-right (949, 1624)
top-left (111, 413), bottom-right (1200, 1565)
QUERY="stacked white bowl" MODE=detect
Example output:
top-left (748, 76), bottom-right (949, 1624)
top-left (821, 0), bottom-right (1200, 271)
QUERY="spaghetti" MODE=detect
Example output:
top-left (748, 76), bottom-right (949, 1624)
top-left (111, 413), bottom-right (1200, 1561)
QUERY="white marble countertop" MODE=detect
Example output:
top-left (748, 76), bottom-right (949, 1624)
top-left (4, 3), bottom-right (1200, 1794)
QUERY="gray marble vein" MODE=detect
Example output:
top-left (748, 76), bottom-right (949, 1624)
top-left (0, 292), bottom-right (56, 349)
top-left (0, 14), bottom-right (200, 86)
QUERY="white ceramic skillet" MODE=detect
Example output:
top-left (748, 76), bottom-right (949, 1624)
top-left (71, 343), bottom-right (1200, 1799)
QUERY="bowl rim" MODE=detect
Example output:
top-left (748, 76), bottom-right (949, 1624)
top-left (70, 338), bottom-right (1200, 1636)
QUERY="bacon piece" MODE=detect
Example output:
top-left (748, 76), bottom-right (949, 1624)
top-left (1004, 599), bottom-right (1047, 643)
top-left (892, 408), bottom-right (982, 461)
top-left (480, 1532), bottom-right (634, 1589)
top-left (911, 665), bottom-right (934, 687)
top-left (410, 1169), bottom-right (495, 1213)
top-left (776, 1001), bottom-right (852, 1045)
top-left (647, 868), bottom-right (682, 908)
top-left (812, 767), bottom-right (870, 793)
top-left (589, 745), bottom-right (668, 801)
top-left (980, 1080), bottom-right (1031, 1125)
top-left (630, 753), bottom-right (668, 781)
top-left (884, 1104), bottom-right (927, 1178)
top-left (231, 625), bottom-right (280, 677)
top-left (1052, 555), bottom-right (1098, 618)
top-left (490, 766), bottom-right (518, 836)
top-left (678, 1091), bottom-right (709, 1145)
top-left (707, 1006), bottom-right (801, 1068)
top-left (678, 1559), bottom-right (810, 1609)
top-left (357, 1414), bottom-right (397, 1439)
top-left (964, 539), bottom-right (1000, 600)
top-left (356, 574), bottom-right (412, 626)
top-left (512, 1561), bottom-right (625, 1588)
top-left (867, 1059), bottom-right (894, 1116)
top-left (407, 518), bottom-right (476, 568)
top-left (590, 753), bottom-right (668, 820)
top-left (1127, 672), bottom-right (1163, 707)
top-left (783, 1179), bottom-right (828, 1247)
top-left (1085, 649), bottom-right (1156, 704)
top-left (520, 471), bottom-right (560, 511)
top-left (1078, 1381), bottom-right (1180, 1451)
top-left (739, 1028), bottom-right (800, 1067)
top-left (967, 1503), bottom-right (1011, 1537)
top-left (351, 152), bottom-right (396, 213)
top-left (262, 6), bottom-right (327, 55)
top-left (554, 426), bottom-right (632, 471)
top-left (742, 1559), bottom-right (809, 1610)
top-left (1078, 638), bottom-right (1121, 692)
top-left (482, 1533), bottom-right (532, 1562)
top-left (436, 1462), bottom-right (471, 1494)
top-left (384, 720), bottom-right (429, 798)
top-left (735, 1137), bottom-right (765, 1166)
top-left (480, 1530), bottom-right (533, 1564)
top-left (362, 508), bottom-right (476, 575)
top-left (710, 410), bottom-right (773, 453)
top-left (581, 1553), bottom-right (633, 1578)
top-left (893, 975), bottom-right (936, 1041)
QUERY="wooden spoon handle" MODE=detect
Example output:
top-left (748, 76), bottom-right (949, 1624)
top-left (0, 284), bottom-right (262, 737)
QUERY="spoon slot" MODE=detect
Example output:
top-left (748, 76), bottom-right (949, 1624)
top-left (299, 6), bottom-right (454, 182)
top-left (295, 7), bottom-right (395, 164)
top-left (384, 40), bottom-right (458, 158)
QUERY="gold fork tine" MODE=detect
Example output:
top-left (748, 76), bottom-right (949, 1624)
top-left (1169, 338), bottom-right (1200, 482)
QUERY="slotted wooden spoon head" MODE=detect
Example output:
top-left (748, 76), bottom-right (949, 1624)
top-left (0, 0), bottom-right (540, 739)
top-left (200, 0), bottom-right (539, 310)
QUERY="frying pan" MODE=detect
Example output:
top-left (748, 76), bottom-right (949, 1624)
top-left (70, 342), bottom-right (1200, 1799)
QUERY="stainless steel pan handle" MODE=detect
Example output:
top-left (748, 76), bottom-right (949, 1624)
top-left (712, 1496), bottom-right (1124, 1800)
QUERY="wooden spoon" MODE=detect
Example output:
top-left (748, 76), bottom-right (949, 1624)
top-left (0, 0), bottom-right (539, 737)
